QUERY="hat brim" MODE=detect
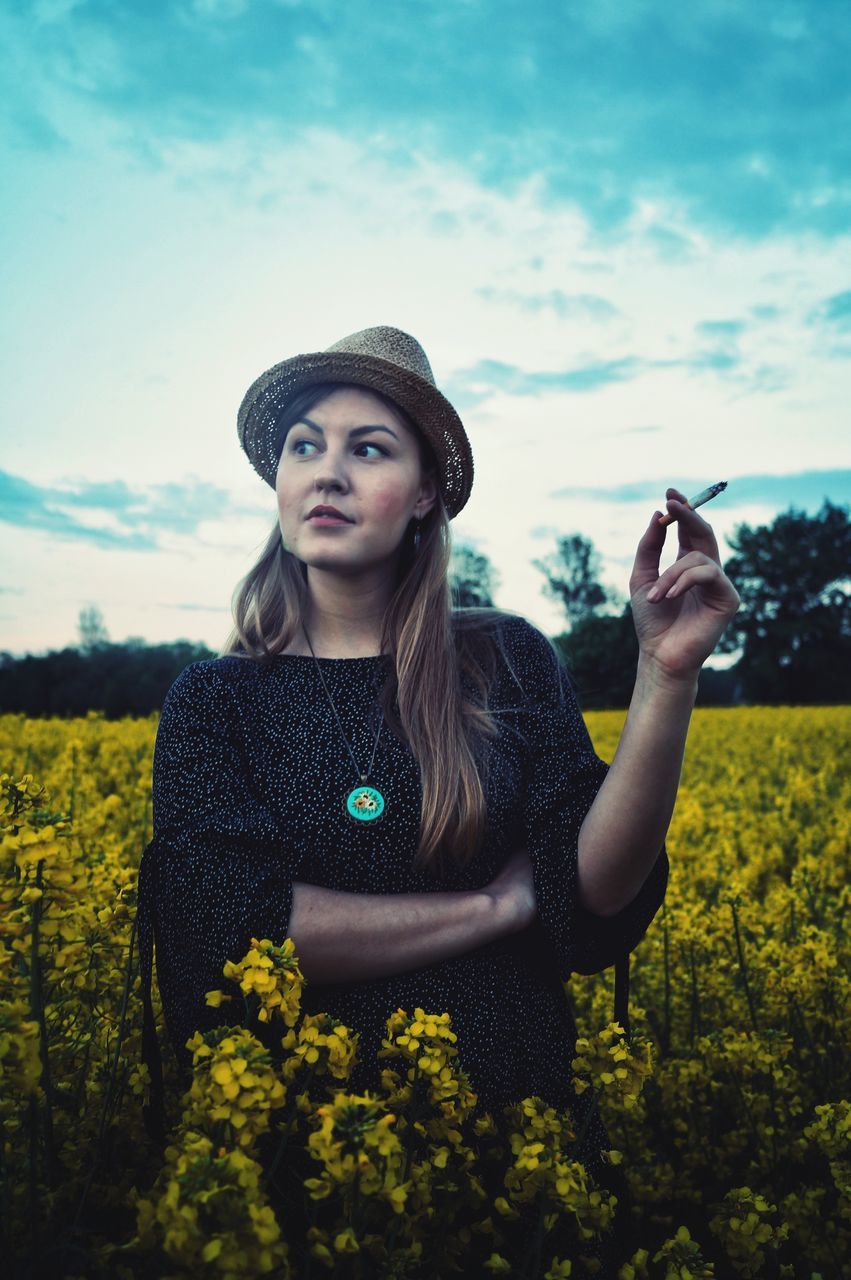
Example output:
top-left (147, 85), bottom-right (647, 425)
top-left (237, 350), bottom-right (473, 520)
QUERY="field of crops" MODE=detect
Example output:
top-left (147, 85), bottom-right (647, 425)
top-left (2, 705), bottom-right (850, 1279)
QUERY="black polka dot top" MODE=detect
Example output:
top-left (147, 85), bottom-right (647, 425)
top-left (136, 614), bottom-right (668, 1146)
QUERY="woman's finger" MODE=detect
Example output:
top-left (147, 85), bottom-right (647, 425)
top-left (645, 551), bottom-right (715, 597)
top-left (647, 559), bottom-right (737, 605)
top-left (665, 499), bottom-right (721, 564)
top-left (658, 486), bottom-right (690, 526)
top-left (663, 563), bottom-right (721, 599)
top-left (630, 509), bottom-right (668, 590)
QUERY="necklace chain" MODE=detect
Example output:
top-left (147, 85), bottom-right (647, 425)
top-left (301, 623), bottom-right (385, 788)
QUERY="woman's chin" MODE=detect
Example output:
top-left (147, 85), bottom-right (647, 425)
top-left (301, 547), bottom-right (404, 578)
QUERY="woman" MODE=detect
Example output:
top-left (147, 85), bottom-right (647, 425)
top-left (136, 324), bottom-right (739, 1259)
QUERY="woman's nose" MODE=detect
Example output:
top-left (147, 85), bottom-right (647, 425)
top-left (313, 453), bottom-right (349, 491)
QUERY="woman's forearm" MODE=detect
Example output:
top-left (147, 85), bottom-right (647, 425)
top-left (577, 653), bottom-right (698, 917)
top-left (287, 880), bottom-right (515, 984)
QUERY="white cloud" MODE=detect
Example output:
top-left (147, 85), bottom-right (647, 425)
top-left (188, 0), bottom-right (250, 18)
top-left (31, 0), bottom-right (88, 24)
top-left (3, 114), bottom-right (850, 653)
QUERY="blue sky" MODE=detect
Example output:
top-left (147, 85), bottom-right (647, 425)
top-left (1, 0), bottom-right (849, 657)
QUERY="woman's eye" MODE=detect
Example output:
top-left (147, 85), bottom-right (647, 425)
top-left (290, 439), bottom-right (387, 457)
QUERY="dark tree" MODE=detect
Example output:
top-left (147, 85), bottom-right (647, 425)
top-left (450, 544), bottom-right (500, 608)
top-left (554, 608), bottom-right (740, 710)
top-left (532, 534), bottom-right (614, 629)
top-left (553, 608), bottom-right (639, 708)
top-left (77, 604), bottom-right (109, 652)
top-left (719, 499), bottom-right (851, 702)
top-left (0, 640), bottom-right (216, 718)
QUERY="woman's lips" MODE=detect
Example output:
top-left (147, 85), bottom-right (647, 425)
top-left (308, 515), bottom-right (352, 525)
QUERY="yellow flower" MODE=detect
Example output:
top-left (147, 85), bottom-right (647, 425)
top-left (0, 999), bottom-right (43, 1100)
top-left (378, 1007), bottom-right (477, 1121)
top-left (306, 1228), bottom-right (333, 1267)
top-left (204, 989), bottom-right (233, 1008)
top-left (617, 1248), bottom-right (650, 1279)
top-left (130, 1130), bottom-right (289, 1274)
top-left (709, 1186), bottom-right (791, 1275)
top-left (571, 1025), bottom-right (653, 1110)
top-left (484, 1253), bottom-right (513, 1273)
top-left (333, 1227), bottom-right (360, 1254)
top-left (305, 1091), bottom-right (408, 1211)
top-left (184, 1026), bottom-right (287, 1147)
top-left (280, 1012), bottom-right (359, 1083)
top-left (221, 936), bottom-right (304, 1027)
top-left (4, 709), bottom-right (851, 1279)
top-left (651, 1224), bottom-right (714, 1279)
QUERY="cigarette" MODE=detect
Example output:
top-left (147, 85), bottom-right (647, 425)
top-left (657, 481), bottom-right (728, 526)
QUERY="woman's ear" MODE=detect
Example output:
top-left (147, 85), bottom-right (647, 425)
top-left (415, 469), bottom-right (439, 520)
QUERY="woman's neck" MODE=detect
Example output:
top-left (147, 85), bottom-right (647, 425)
top-left (297, 606), bottom-right (389, 658)
top-left (299, 569), bottom-right (395, 658)
top-left (281, 639), bottom-right (386, 659)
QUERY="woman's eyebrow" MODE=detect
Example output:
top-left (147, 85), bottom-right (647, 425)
top-left (298, 416), bottom-right (399, 442)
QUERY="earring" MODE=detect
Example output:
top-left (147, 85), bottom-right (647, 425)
top-left (413, 519), bottom-right (422, 552)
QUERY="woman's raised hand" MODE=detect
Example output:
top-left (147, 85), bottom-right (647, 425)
top-left (485, 848), bottom-right (538, 933)
top-left (629, 486), bottom-right (741, 683)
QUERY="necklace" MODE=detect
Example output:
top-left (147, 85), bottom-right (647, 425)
top-left (302, 624), bottom-right (388, 825)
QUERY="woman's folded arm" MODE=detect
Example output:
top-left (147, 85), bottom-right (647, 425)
top-left (288, 878), bottom-right (518, 984)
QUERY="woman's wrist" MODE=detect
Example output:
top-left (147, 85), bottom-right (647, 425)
top-left (635, 651), bottom-right (701, 702)
top-left (482, 883), bottom-right (534, 937)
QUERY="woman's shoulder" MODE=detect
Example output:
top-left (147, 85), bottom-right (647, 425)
top-left (452, 608), bottom-right (564, 695)
top-left (451, 606), bottom-right (537, 646)
top-left (456, 607), bottom-right (555, 653)
top-left (160, 654), bottom-right (272, 710)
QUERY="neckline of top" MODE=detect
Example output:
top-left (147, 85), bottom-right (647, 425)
top-left (275, 652), bottom-right (389, 662)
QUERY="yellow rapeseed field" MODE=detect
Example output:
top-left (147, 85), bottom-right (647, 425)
top-left (1, 706), bottom-right (849, 1279)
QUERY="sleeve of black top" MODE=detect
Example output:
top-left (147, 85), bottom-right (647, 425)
top-left (517, 623), bottom-right (669, 982)
top-left (147, 661), bottom-right (299, 1070)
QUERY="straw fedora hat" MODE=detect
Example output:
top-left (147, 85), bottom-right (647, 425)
top-left (237, 325), bottom-right (474, 520)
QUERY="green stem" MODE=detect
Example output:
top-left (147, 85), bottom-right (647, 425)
top-left (694, 1106), bottom-right (708, 1163)
top-left (71, 894), bottom-right (140, 1234)
top-left (302, 1196), bottom-right (317, 1280)
top-left (518, 1190), bottom-right (549, 1280)
top-left (688, 940), bottom-right (702, 1046)
top-left (142, 789), bottom-right (152, 846)
top-left (729, 900), bottom-right (759, 1033)
top-left (571, 1083), bottom-right (601, 1163)
top-left (349, 1178), bottom-right (362, 1275)
top-left (0, 1122), bottom-right (9, 1258)
top-left (719, 1063), bottom-right (760, 1150)
top-left (72, 1026), bottom-right (95, 1115)
top-left (28, 1094), bottom-right (40, 1267)
top-left (662, 902), bottom-right (671, 1056)
top-left (96, 913), bottom-right (139, 1149)
top-left (798, 869), bottom-right (824, 929)
top-left (530, 1192), bottom-right (548, 1279)
top-left (68, 744), bottom-right (77, 822)
top-left (381, 1071), bottom-right (427, 1270)
top-left (30, 862), bottom-right (56, 1188)
top-left (268, 1062), bottom-right (317, 1185)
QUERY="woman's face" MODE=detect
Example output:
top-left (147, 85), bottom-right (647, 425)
top-left (275, 385), bottom-right (437, 576)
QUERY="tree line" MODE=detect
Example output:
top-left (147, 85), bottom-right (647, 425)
top-left (1, 500), bottom-right (848, 716)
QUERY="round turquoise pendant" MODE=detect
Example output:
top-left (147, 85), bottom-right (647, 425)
top-left (345, 784), bottom-right (386, 823)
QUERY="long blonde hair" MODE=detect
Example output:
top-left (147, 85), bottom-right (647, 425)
top-left (222, 381), bottom-right (524, 877)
